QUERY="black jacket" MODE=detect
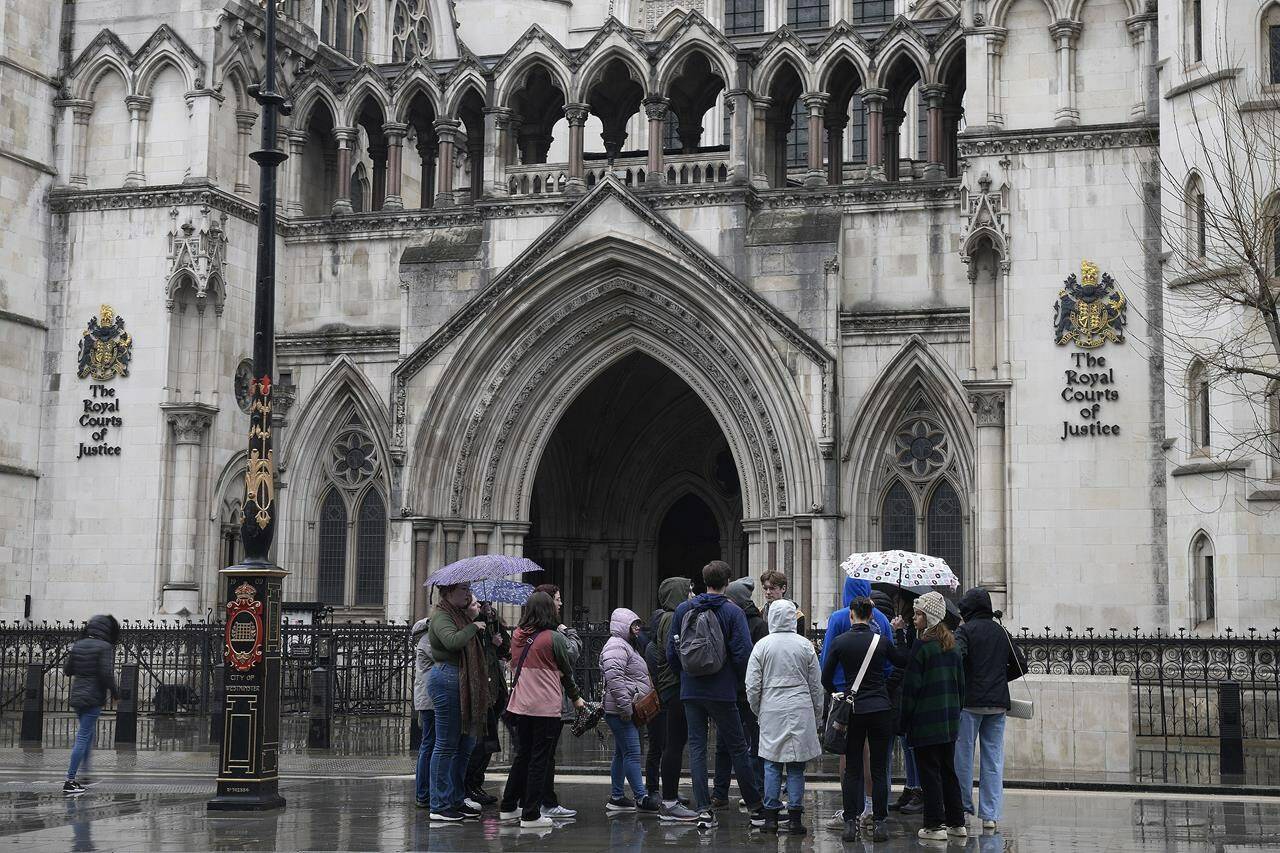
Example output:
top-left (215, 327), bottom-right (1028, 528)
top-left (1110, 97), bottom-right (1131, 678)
top-left (63, 615), bottom-right (120, 710)
top-left (955, 588), bottom-right (1027, 710)
top-left (821, 623), bottom-right (910, 715)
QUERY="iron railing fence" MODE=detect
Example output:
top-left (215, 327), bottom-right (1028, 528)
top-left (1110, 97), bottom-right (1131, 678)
top-left (3, 621), bottom-right (1277, 743)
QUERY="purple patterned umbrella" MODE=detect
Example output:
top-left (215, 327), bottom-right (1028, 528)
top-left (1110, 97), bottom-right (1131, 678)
top-left (425, 554), bottom-right (543, 587)
top-left (841, 550), bottom-right (959, 591)
top-left (469, 578), bottom-right (536, 606)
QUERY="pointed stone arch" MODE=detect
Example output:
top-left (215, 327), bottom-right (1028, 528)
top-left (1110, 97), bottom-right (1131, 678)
top-left (752, 32), bottom-right (816, 93)
top-left (340, 68), bottom-right (393, 126)
top-left (653, 16), bottom-right (738, 93)
top-left (989, 0), bottom-right (1060, 30)
top-left (573, 21), bottom-right (654, 102)
top-left (843, 336), bottom-right (974, 561)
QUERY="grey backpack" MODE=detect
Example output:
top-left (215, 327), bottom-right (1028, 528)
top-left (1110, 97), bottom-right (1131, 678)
top-left (677, 605), bottom-right (726, 676)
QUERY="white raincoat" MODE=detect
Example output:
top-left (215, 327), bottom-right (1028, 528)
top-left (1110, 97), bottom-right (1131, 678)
top-left (745, 598), bottom-right (824, 763)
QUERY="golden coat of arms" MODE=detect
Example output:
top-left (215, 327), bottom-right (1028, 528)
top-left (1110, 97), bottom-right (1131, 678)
top-left (1053, 261), bottom-right (1127, 349)
top-left (77, 304), bottom-right (134, 380)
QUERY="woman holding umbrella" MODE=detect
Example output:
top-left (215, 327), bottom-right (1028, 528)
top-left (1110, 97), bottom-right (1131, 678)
top-left (427, 584), bottom-right (489, 822)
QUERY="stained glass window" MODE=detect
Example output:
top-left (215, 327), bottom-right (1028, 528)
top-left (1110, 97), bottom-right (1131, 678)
top-left (881, 480), bottom-right (916, 552)
top-left (317, 489), bottom-right (347, 604)
top-left (355, 490), bottom-right (386, 605)
top-left (925, 480), bottom-right (964, 580)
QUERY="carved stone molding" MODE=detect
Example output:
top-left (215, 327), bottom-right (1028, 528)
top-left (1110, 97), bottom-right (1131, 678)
top-left (966, 386), bottom-right (1009, 428)
top-left (166, 197), bottom-right (229, 311)
top-left (840, 308), bottom-right (969, 337)
top-left (957, 122), bottom-right (1158, 157)
top-left (50, 184), bottom-right (259, 224)
top-left (277, 327), bottom-right (400, 356)
top-left (162, 402), bottom-right (217, 445)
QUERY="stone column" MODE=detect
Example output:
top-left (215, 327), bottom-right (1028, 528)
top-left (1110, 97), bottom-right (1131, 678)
top-left (942, 105), bottom-right (963, 178)
top-left (502, 521), bottom-right (531, 557)
top-left (1050, 20), bottom-right (1082, 127)
top-left (1127, 12), bottom-right (1157, 119)
top-left (750, 96), bottom-right (771, 189)
top-left (725, 91), bottom-right (750, 185)
top-left (882, 107), bottom-right (904, 182)
top-left (416, 135), bottom-right (436, 208)
top-left (968, 386), bottom-right (1009, 612)
top-left (441, 520), bottom-right (467, 565)
top-left (433, 119), bottom-right (460, 207)
top-left (922, 83), bottom-right (947, 181)
top-left (485, 107), bottom-right (513, 197)
top-left (564, 103), bottom-right (589, 193)
top-left (370, 143), bottom-right (387, 210)
top-left (861, 88), bottom-right (886, 182)
top-left (985, 30), bottom-right (1007, 128)
top-left (124, 95), bottom-right (152, 188)
top-left (825, 114), bottom-right (846, 186)
top-left (644, 97), bottom-right (669, 185)
top-left (237, 111), bottom-right (259, 195)
top-left (284, 129), bottom-right (307, 214)
top-left (802, 93), bottom-right (828, 187)
top-left (381, 122), bottom-right (408, 210)
top-left (472, 523), bottom-right (494, 556)
top-left (413, 524), bottom-right (432, 621)
top-left (162, 404), bottom-right (215, 615)
top-left (331, 126), bottom-right (356, 213)
top-left (63, 100), bottom-right (94, 187)
top-left (464, 127), bottom-right (483, 203)
top-left (185, 90), bottom-right (216, 184)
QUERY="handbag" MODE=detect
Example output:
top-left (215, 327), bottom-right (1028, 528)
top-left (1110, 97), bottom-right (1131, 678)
top-left (821, 633), bottom-right (879, 754)
top-left (501, 629), bottom-right (541, 729)
top-left (632, 688), bottom-right (660, 726)
top-left (1002, 627), bottom-right (1034, 720)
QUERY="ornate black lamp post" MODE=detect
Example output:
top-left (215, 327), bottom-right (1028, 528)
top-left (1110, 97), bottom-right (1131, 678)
top-left (208, 0), bottom-right (291, 812)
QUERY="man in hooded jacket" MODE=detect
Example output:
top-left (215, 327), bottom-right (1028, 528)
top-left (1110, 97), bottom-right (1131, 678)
top-left (645, 576), bottom-right (699, 822)
top-left (711, 579), bottom-right (768, 808)
top-left (953, 587), bottom-right (1027, 831)
top-left (62, 614), bottom-right (120, 795)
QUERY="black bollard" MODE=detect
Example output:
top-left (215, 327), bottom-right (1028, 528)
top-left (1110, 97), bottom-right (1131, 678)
top-left (307, 664), bottom-right (331, 749)
top-left (209, 663), bottom-right (225, 744)
top-left (20, 664), bottom-right (43, 743)
top-left (1218, 680), bottom-right (1245, 778)
top-left (114, 665), bottom-right (138, 746)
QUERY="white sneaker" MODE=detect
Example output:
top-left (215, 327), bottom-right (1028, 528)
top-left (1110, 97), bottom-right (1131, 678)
top-left (982, 820), bottom-right (997, 832)
top-left (541, 804), bottom-right (577, 818)
top-left (918, 826), bottom-right (948, 841)
top-left (824, 809), bottom-right (845, 830)
top-left (947, 824), bottom-right (968, 838)
top-left (520, 815), bottom-right (554, 828)
top-left (499, 809), bottom-right (520, 821)
top-left (463, 798), bottom-right (482, 811)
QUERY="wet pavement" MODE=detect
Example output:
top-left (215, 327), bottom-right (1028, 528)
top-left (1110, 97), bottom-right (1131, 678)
top-left (1, 771), bottom-right (1279, 852)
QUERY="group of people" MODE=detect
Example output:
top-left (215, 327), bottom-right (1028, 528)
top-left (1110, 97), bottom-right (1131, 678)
top-left (413, 559), bottom-right (1028, 844)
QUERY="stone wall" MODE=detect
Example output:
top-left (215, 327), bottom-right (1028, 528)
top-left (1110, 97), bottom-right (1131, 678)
top-left (999, 674), bottom-right (1133, 775)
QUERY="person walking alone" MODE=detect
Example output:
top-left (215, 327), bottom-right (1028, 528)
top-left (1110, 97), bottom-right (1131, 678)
top-left (601, 607), bottom-right (660, 813)
top-left (63, 615), bottom-right (120, 796)
top-left (500, 591), bottom-right (585, 828)
top-left (666, 560), bottom-right (764, 829)
top-left (953, 587), bottom-right (1027, 833)
top-left (427, 585), bottom-right (489, 822)
top-left (645, 577), bottom-right (699, 822)
top-left (897, 592), bottom-right (966, 842)
top-left (745, 599), bottom-right (823, 835)
top-left (411, 616), bottom-right (437, 809)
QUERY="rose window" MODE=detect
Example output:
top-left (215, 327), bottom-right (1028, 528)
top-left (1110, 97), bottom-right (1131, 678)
top-left (330, 429), bottom-right (378, 487)
top-left (894, 419), bottom-right (948, 478)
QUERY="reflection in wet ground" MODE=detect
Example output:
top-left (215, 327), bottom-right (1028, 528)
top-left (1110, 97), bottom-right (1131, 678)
top-left (1, 775), bottom-right (1279, 852)
top-left (3, 715), bottom-right (1279, 790)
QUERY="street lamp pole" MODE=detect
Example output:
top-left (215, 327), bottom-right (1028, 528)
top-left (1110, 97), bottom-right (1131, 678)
top-left (208, 0), bottom-right (291, 812)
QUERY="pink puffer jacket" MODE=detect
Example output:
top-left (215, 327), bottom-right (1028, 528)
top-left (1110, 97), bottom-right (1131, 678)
top-left (600, 607), bottom-right (652, 716)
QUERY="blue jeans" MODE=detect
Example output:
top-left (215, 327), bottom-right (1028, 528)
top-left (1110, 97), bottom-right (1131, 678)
top-left (606, 714), bottom-right (647, 800)
top-left (67, 706), bottom-right (101, 780)
top-left (763, 761), bottom-right (805, 811)
top-left (954, 710), bottom-right (1006, 820)
top-left (685, 699), bottom-right (761, 811)
top-left (900, 735), bottom-right (919, 789)
top-left (415, 709), bottom-right (436, 805)
top-left (427, 664), bottom-right (475, 812)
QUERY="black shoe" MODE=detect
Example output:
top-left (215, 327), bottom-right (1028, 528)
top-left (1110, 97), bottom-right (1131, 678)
top-left (872, 820), bottom-right (889, 842)
top-left (900, 789), bottom-right (925, 815)
top-left (638, 795), bottom-right (661, 813)
top-left (695, 810), bottom-right (718, 829)
top-left (749, 807), bottom-right (768, 828)
top-left (761, 808), bottom-right (779, 833)
top-left (470, 788), bottom-right (497, 806)
top-left (786, 808), bottom-right (806, 836)
top-left (606, 796), bottom-right (637, 813)
top-left (62, 780), bottom-right (87, 797)
top-left (710, 796), bottom-right (730, 810)
top-left (457, 802), bottom-right (482, 819)
top-left (890, 787), bottom-right (913, 812)
top-left (841, 819), bottom-right (861, 842)
top-left (429, 808), bottom-right (465, 822)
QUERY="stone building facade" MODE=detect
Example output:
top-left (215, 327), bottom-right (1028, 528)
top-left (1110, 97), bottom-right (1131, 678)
top-left (1, 0), bottom-right (1275, 630)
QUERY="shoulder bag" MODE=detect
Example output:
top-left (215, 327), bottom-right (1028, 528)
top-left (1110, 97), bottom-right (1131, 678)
top-left (1002, 628), bottom-right (1034, 720)
top-left (632, 686), bottom-right (660, 726)
top-left (501, 629), bottom-right (541, 729)
top-left (821, 633), bottom-right (880, 754)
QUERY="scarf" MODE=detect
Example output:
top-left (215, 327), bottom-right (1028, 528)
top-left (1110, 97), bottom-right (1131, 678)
top-left (440, 597), bottom-right (489, 740)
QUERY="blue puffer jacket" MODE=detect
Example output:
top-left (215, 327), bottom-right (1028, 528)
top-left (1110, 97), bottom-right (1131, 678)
top-left (666, 593), bottom-right (754, 703)
top-left (820, 578), bottom-right (894, 691)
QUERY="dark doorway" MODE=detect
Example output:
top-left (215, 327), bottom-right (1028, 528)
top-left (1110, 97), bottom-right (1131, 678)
top-left (658, 493), bottom-right (721, 594)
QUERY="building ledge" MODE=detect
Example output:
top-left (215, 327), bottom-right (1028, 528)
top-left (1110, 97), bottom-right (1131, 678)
top-left (0, 462), bottom-right (39, 480)
top-left (0, 309), bottom-right (47, 331)
top-left (1170, 459), bottom-right (1250, 477)
top-left (1247, 489), bottom-right (1280, 502)
top-left (1164, 67), bottom-right (1242, 101)
top-left (957, 121), bottom-right (1158, 157)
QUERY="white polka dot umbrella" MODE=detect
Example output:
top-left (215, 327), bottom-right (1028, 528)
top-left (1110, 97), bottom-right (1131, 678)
top-left (840, 549), bottom-right (959, 591)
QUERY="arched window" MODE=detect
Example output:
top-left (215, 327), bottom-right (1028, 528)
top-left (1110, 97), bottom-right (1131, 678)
top-left (1187, 0), bottom-right (1203, 64)
top-left (725, 0), bottom-right (763, 35)
top-left (1265, 3), bottom-right (1280, 85)
top-left (317, 488), bottom-right (347, 605)
top-left (356, 490), bottom-right (386, 605)
top-left (848, 95), bottom-right (867, 162)
top-left (391, 0), bottom-right (432, 61)
top-left (881, 480), bottom-right (917, 551)
top-left (1185, 172), bottom-right (1206, 261)
top-left (787, 0), bottom-right (828, 30)
top-left (926, 480), bottom-right (964, 579)
top-left (314, 412), bottom-right (387, 609)
top-left (352, 16), bottom-right (367, 63)
top-left (851, 0), bottom-right (892, 23)
top-left (1191, 533), bottom-right (1215, 625)
top-left (1189, 360), bottom-right (1211, 451)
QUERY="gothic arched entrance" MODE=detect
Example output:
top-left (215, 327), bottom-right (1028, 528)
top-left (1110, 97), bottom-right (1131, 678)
top-left (525, 352), bottom-right (742, 621)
